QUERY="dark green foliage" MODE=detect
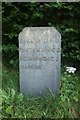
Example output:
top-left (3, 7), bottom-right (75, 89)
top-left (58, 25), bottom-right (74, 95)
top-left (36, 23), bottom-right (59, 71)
top-left (2, 2), bottom-right (80, 68)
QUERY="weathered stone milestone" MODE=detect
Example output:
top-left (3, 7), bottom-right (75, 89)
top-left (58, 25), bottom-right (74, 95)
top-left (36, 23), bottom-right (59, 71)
top-left (19, 27), bottom-right (61, 95)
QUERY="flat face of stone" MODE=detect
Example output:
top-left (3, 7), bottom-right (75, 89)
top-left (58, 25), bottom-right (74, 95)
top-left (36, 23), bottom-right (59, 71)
top-left (19, 27), bottom-right (61, 95)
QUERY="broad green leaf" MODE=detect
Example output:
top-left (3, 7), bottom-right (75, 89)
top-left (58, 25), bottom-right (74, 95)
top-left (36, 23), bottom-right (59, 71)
top-left (6, 105), bottom-right (13, 115)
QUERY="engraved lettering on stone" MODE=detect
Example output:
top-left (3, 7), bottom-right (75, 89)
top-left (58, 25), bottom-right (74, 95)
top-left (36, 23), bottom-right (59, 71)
top-left (19, 27), bottom-right (61, 95)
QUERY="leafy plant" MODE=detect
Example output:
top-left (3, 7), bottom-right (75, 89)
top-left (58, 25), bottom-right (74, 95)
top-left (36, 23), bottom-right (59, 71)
top-left (2, 2), bottom-right (80, 68)
top-left (1, 66), bottom-right (79, 118)
top-left (2, 88), bottom-right (24, 117)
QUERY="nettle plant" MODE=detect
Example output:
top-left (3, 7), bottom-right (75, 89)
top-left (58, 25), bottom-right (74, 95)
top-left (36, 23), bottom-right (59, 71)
top-left (1, 88), bottom-right (25, 118)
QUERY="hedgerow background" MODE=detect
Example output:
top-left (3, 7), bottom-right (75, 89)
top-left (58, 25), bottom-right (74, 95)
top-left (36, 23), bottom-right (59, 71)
top-left (2, 2), bottom-right (80, 68)
top-left (1, 2), bottom-right (80, 119)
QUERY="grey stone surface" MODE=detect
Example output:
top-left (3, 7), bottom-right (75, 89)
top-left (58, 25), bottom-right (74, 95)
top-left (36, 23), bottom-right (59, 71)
top-left (19, 27), bottom-right (61, 95)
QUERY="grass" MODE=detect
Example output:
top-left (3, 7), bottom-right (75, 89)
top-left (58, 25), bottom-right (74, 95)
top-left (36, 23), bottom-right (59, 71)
top-left (2, 65), bottom-right (19, 91)
top-left (1, 64), bottom-right (79, 119)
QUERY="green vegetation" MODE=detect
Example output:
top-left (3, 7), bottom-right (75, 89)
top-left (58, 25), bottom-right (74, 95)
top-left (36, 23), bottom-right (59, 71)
top-left (1, 2), bottom-right (80, 119)
top-left (2, 2), bottom-right (80, 69)
top-left (1, 65), bottom-right (79, 118)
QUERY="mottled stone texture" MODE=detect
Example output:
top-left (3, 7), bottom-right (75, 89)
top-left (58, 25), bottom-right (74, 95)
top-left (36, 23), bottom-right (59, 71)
top-left (19, 27), bottom-right (61, 95)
